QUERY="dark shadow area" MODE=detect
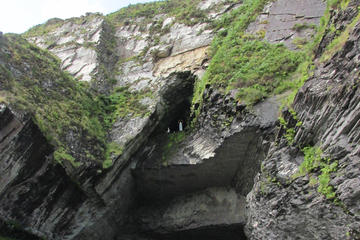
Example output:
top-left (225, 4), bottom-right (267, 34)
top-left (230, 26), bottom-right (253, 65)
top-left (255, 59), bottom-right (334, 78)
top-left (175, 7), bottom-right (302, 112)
top-left (167, 99), bottom-right (191, 133)
top-left (0, 219), bottom-right (41, 240)
top-left (147, 225), bottom-right (247, 240)
top-left (134, 127), bottom-right (264, 201)
top-left (152, 71), bottom-right (195, 136)
top-left (152, 98), bottom-right (191, 135)
top-left (128, 71), bottom-right (251, 240)
top-left (132, 71), bottom-right (195, 203)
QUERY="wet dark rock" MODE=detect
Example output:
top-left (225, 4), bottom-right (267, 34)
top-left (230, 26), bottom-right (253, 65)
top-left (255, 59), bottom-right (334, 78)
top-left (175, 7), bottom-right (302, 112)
top-left (0, 219), bottom-right (41, 240)
top-left (0, 106), bottom-right (91, 239)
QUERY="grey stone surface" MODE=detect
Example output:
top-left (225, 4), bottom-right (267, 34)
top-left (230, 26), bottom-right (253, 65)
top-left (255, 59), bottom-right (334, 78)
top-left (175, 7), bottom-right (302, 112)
top-left (247, 0), bottom-right (326, 50)
top-left (198, 0), bottom-right (225, 10)
top-left (26, 14), bottom-right (103, 82)
top-left (137, 187), bottom-right (246, 233)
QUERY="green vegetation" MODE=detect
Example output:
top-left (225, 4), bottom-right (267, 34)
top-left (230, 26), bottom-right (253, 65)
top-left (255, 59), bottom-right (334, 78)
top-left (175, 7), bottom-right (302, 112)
top-left (321, 12), bottom-right (360, 62)
top-left (299, 146), bottom-right (323, 174)
top-left (278, 109), bottom-right (302, 145)
top-left (191, 0), bottom-right (305, 123)
top-left (279, 116), bottom-right (292, 143)
top-left (291, 23), bottom-right (317, 32)
top-left (296, 146), bottom-right (339, 200)
top-left (54, 147), bottom-right (81, 167)
top-left (318, 159), bottom-right (338, 199)
top-left (96, 86), bottom-right (152, 128)
top-left (23, 14), bottom-right (101, 38)
top-left (106, 0), bottom-right (223, 27)
top-left (192, 0), bottom-right (356, 125)
top-left (0, 34), bottom-right (149, 169)
top-left (328, 0), bottom-right (351, 9)
top-left (22, 18), bottom-right (63, 37)
top-left (292, 37), bottom-right (308, 49)
top-left (0, 34), bottom-right (107, 166)
top-left (103, 142), bottom-right (124, 168)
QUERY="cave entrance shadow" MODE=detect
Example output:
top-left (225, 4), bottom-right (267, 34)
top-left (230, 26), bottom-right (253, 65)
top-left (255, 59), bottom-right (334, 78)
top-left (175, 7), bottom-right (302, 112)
top-left (167, 99), bottom-right (191, 133)
top-left (131, 71), bottom-right (250, 240)
top-left (152, 71), bottom-right (195, 136)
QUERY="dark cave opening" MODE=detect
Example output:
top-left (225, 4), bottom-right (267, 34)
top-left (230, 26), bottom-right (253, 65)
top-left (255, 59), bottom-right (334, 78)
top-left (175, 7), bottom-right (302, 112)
top-left (131, 71), bottom-right (249, 240)
top-left (132, 71), bottom-right (196, 199)
top-left (166, 99), bottom-right (191, 133)
top-left (152, 71), bottom-right (195, 136)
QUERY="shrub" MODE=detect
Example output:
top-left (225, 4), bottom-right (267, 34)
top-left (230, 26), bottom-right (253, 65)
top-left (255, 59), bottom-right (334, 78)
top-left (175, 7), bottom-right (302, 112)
top-left (299, 146), bottom-right (323, 174)
top-left (297, 146), bottom-right (339, 200)
top-left (291, 23), bottom-right (317, 32)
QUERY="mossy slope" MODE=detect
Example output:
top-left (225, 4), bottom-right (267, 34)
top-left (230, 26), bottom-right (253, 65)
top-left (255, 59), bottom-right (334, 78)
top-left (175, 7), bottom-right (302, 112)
top-left (0, 34), bottom-right (107, 168)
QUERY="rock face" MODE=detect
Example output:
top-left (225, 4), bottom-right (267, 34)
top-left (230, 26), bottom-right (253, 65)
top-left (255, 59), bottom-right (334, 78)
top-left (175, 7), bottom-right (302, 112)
top-left (246, 1), bottom-right (360, 239)
top-left (247, 0), bottom-right (326, 50)
top-left (133, 93), bottom-right (280, 200)
top-left (26, 14), bottom-right (103, 82)
top-left (0, 106), bottom-right (91, 239)
top-left (1, 0), bottom-right (359, 239)
top-left (137, 187), bottom-right (247, 239)
top-left (24, 0), bottom-right (240, 167)
top-left (131, 85), bottom-right (280, 238)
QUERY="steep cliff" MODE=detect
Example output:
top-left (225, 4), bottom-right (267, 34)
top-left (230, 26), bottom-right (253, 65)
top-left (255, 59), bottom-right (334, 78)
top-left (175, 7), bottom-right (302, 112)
top-left (0, 0), bottom-right (359, 239)
top-left (246, 1), bottom-right (360, 239)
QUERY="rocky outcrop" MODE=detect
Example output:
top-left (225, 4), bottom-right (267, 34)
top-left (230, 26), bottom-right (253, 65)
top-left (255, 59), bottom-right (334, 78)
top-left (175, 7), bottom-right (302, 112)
top-left (26, 14), bottom-right (103, 82)
top-left (247, 0), bottom-right (326, 50)
top-left (0, 71), bottom-right (196, 240)
top-left (154, 46), bottom-right (209, 78)
top-left (112, 1), bottom-right (235, 96)
top-left (246, 1), bottom-right (360, 239)
top-left (0, 105), bottom-right (93, 239)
